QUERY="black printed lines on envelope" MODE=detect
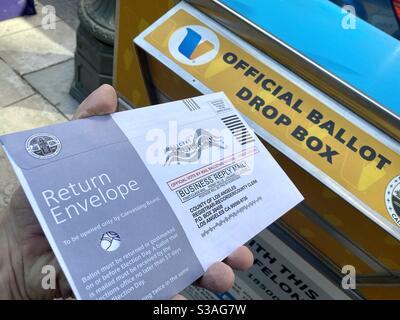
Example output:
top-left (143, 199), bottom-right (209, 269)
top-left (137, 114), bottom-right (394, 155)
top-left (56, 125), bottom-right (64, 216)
top-left (221, 115), bottom-right (254, 146)
top-left (183, 98), bottom-right (201, 111)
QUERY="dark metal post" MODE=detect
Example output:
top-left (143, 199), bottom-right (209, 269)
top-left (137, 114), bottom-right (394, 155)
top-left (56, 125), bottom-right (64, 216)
top-left (70, 0), bottom-right (116, 102)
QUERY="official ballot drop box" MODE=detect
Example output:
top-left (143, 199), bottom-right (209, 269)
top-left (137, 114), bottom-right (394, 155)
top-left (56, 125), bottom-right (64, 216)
top-left (113, 0), bottom-right (400, 300)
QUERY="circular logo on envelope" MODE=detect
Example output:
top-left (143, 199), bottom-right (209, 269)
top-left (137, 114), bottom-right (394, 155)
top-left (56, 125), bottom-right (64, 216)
top-left (168, 25), bottom-right (219, 66)
top-left (385, 175), bottom-right (400, 227)
top-left (25, 133), bottom-right (61, 159)
top-left (100, 231), bottom-right (121, 252)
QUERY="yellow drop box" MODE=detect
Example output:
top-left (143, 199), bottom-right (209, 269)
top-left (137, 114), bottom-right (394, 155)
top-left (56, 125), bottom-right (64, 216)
top-left (113, 0), bottom-right (400, 299)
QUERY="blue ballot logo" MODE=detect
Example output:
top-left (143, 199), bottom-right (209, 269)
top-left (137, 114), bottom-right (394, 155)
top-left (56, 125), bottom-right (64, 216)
top-left (168, 25), bottom-right (219, 65)
top-left (100, 231), bottom-right (121, 252)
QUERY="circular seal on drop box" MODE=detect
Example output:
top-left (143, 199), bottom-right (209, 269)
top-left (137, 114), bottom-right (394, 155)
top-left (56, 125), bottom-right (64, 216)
top-left (168, 25), bottom-right (220, 66)
top-left (385, 175), bottom-right (400, 227)
top-left (100, 231), bottom-right (121, 252)
top-left (25, 133), bottom-right (61, 159)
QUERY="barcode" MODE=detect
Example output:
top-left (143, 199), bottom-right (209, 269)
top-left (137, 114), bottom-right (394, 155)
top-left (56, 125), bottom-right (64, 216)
top-left (183, 98), bottom-right (200, 111)
top-left (221, 115), bottom-right (255, 145)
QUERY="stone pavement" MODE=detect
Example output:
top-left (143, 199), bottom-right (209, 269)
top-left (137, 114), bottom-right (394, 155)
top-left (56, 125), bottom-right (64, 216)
top-left (0, 1), bottom-right (80, 211)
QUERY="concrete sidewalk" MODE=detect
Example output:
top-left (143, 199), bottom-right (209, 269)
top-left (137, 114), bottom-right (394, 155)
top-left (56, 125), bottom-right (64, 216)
top-left (0, 0), bottom-right (80, 210)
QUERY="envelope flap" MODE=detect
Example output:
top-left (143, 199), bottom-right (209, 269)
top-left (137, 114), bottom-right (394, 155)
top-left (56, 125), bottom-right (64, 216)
top-left (0, 116), bottom-right (127, 170)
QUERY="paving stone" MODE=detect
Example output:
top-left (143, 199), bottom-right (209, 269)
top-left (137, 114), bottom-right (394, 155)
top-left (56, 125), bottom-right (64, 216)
top-left (0, 147), bottom-right (18, 211)
top-left (0, 58), bottom-right (34, 108)
top-left (0, 19), bottom-right (76, 75)
top-left (0, 2), bottom-right (60, 38)
top-left (0, 94), bottom-right (67, 136)
top-left (0, 94), bottom-right (67, 211)
top-left (24, 59), bottom-right (79, 119)
top-left (38, 0), bottom-right (80, 30)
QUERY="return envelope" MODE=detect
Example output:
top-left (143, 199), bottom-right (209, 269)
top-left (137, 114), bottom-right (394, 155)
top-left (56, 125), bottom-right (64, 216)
top-left (0, 92), bottom-right (303, 300)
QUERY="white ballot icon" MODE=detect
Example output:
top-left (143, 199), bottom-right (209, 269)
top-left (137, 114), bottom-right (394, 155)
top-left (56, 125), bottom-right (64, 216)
top-left (0, 92), bottom-right (303, 299)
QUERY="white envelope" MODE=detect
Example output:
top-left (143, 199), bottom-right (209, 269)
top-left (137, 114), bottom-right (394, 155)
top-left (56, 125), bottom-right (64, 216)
top-left (0, 92), bottom-right (303, 299)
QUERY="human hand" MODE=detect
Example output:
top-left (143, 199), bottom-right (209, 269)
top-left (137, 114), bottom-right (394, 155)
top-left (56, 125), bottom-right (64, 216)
top-left (0, 85), bottom-right (253, 299)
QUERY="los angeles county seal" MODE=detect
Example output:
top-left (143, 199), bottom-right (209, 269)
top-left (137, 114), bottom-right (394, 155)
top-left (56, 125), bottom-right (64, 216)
top-left (25, 133), bottom-right (61, 159)
top-left (385, 175), bottom-right (400, 226)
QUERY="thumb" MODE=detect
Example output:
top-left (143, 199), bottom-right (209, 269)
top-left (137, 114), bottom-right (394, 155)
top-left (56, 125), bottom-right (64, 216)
top-left (72, 84), bottom-right (118, 120)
